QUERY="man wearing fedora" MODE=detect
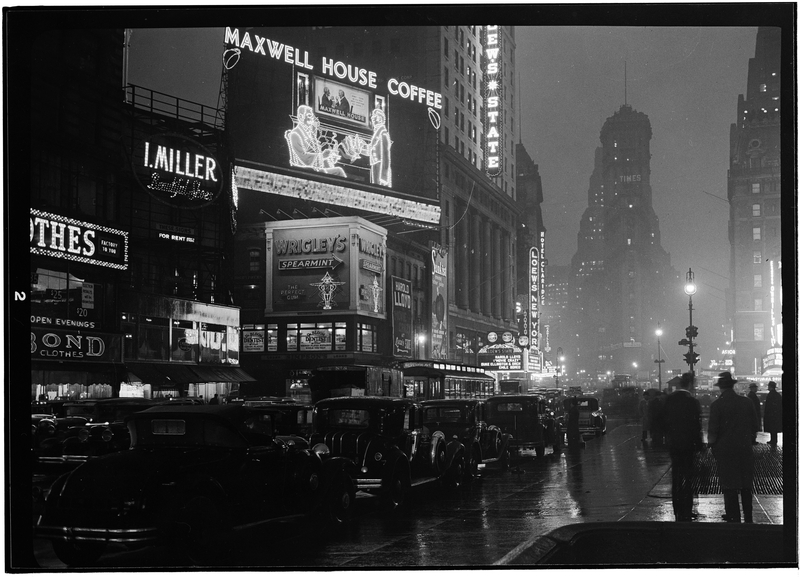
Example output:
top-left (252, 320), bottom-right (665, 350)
top-left (708, 371), bottom-right (760, 523)
top-left (661, 372), bottom-right (704, 521)
top-left (763, 381), bottom-right (782, 446)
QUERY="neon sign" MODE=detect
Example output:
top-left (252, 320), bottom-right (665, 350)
top-left (483, 26), bottom-right (502, 177)
top-left (132, 133), bottom-right (223, 208)
top-left (529, 247), bottom-right (540, 352)
top-left (30, 209), bottom-right (128, 270)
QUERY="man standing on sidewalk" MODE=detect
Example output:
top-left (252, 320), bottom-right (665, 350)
top-left (707, 371), bottom-right (760, 523)
top-left (661, 372), bottom-right (704, 522)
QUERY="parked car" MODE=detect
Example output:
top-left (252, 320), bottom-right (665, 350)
top-left (563, 396), bottom-right (607, 438)
top-left (421, 398), bottom-right (511, 478)
top-left (240, 397), bottom-right (314, 441)
top-left (310, 396), bottom-right (466, 509)
top-left (35, 397), bottom-right (203, 470)
top-left (35, 404), bottom-right (356, 566)
top-left (484, 395), bottom-right (562, 459)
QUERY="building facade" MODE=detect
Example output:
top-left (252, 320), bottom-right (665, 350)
top-left (726, 26), bottom-right (782, 380)
top-left (570, 104), bottom-right (679, 379)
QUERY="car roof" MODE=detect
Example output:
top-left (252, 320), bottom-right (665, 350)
top-left (486, 394), bottom-right (543, 402)
top-left (421, 399), bottom-right (481, 406)
top-left (315, 396), bottom-right (415, 408)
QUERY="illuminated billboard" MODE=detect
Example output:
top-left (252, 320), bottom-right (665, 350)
top-left (483, 26), bottom-right (503, 177)
top-left (430, 243), bottom-right (448, 359)
top-left (264, 217), bottom-right (386, 317)
top-left (224, 26), bottom-right (442, 193)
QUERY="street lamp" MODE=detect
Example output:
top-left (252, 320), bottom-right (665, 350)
top-left (683, 269), bottom-right (698, 375)
top-left (655, 325), bottom-right (664, 391)
top-left (555, 347), bottom-right (563, 387)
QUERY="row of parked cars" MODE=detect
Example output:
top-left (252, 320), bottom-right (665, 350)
top-left (32, 392), bottom-right (606, 566)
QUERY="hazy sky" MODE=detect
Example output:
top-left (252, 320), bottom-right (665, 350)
top-left (127, 23), bottom-right (761, 347)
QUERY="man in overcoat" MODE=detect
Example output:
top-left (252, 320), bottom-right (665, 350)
top-left (746, 382), bottom-right (761, 443)
top-left (661, 373), bottom-right (704, 521)
top-left (707, 371), bottom-right (760, 523)
top-left (763, 381), bottom-right (782, 446)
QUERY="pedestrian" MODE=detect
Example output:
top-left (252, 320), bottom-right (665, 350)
top-left (567, 397), bottom-right (582, 449)
top-left (763, 381), bottom-right (782, 446)
top-left (707, 371), bottom-right (759, 523)
top-left (639, 390), bottom-right (651, 441)
top-left (661, 373), bottom-right (704, 522)
top-left (648, 391), bottom-right (666, 446)
top-left (209, 393), bottom-right (220, 405)
top-left (747, 383), bottom-right (762, 443)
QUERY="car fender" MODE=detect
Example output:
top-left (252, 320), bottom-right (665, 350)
top-left (381, 449), bottom-right (411, 486)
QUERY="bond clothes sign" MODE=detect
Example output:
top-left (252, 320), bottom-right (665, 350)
top-left (430, 243), bottom-right (448, 359)
top-left (391, 277), bottom-right (413, 358)
top-left (30, 327), bottom-right (122, 363)
top-left (30, 209), bottom-right (128, 270)
top-left (265, 217), bottom-right (386, 316)
top-left (131, 132), bottom-right (224, 208)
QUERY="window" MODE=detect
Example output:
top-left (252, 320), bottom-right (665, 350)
top-left (752, 203), bottom-right (761, 217)
top-left (444, 96), bottom-right (449, 118)
top-left (444, 67), bottom-right (449, 88)
top-left (751, 183), bottom-right (761, 194)
top-left (753, 227), bottom-right (761, 241)
top-left (754, 298), bottom-right (763, 311)
top-left (754, 274), bottom-right (762, 288)
top-left (249, 249), bottom-right (261, 272)
top-left (754, 323), bottom-right (764, 341)
top-left (444, 37), bottom-right (449, 58)
top-left (358, 322), bottom-right (377, 352)
top-left (444, 126), bottom-right (449, 147)
top-left (754, 251), bottom-right (762, 264)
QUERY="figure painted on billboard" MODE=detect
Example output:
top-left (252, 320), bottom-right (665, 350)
top-left (335, 89), bottom-right (352, 115)
top-left (285, 105), bottom-right (347, 177)
top-left (320, 86), bottom-right (334, 109)
top-left (341, 109), bottom-right (392, 187)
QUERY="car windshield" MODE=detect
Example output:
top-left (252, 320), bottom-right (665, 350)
top-left (315, 405), bottom-right (406, 434)
top-left (64, 403), bottom-right (96, 418)
top-left (578, 399), bottom-right (599, 410)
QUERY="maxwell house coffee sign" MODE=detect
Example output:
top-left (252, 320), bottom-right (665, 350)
top-left (30, 209), bottom-right (128, 270)
top-left (131, 132), bottom-right (224, 208)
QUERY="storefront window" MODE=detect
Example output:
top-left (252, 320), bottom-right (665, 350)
top-left (171, 320), bottom-right (198, 362)
top-left (300, 323), bottom-right (333, 352)
top-left (31, 266), bottom-right (105, 330)
top-left (138, 316), bottom-right (170, 360)
top-left (335, 322), bottom-right (347, 351)
top-left (199, 322), bottom-right (227, 364)
top-left (358, 322), bottom-right (377, 352)
top-left (227, 326), bottom-right (240, 364)
top-left (267, 324), bottom-right (278, 352)
top-left (287, 323), bottom-right (299, 351)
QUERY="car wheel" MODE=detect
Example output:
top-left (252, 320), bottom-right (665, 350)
top-left (179, 495), bottom-right (230, 565)
top-left (52, 540), bottom-right (105, 567)
top-left (326, 472), bottom-right (355, 526)
top-left (465, 447), bottom-right (480, 481)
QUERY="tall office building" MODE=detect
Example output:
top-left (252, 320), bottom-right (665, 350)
top-left (727, 27), bottom-right (782, 379)
top-left (571, 104), bottom-right (679, 379)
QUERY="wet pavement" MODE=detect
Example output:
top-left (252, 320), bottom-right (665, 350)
top-left (31, 419), bottom-right (786, 569)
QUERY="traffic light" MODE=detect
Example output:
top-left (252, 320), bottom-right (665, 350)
top-left (678, 338), bottom-right (691, 346)
top-left (684, 351), bottom-right (700, 365)
top-left (685, 325), bottom-right (698, 338)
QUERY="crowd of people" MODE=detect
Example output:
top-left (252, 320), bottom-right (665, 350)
top-left (639, 372), bottom-right (782, 524)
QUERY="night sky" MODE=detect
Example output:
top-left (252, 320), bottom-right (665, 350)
top-left (126, 21), bottom-right (763, 360)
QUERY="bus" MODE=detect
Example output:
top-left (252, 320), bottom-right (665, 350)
top-left (394, 360), bottom-right (497, 401)
top-left (308, 365), bottom-right (403, 403)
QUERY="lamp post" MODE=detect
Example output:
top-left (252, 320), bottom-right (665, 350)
top-left (683, 269), bottom-right (698, 376)
top-left (655, 326), bottom-right (664, 391)
top-left (555, 347), bottom-right (563, 387)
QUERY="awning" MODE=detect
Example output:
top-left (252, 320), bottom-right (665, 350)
top-left (190, 366), bottom-right (257, 383)
top-left (125, 363), bottom-right (171, 386)
top-left (154, 364), bottom-right (200, 384)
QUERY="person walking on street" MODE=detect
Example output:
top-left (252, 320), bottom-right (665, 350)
top-left (763, 381), bottom-right (782, 446)
top-left (639, 390), bottom-right (651, 442)
top-left (648, 391), bottom-right (666, 447)
top-left (661, 373), bottom-right (704, 522)
top-left (707, 371), bottom-right (760, 523)
top-left (747, 383), bottom-right (762, 444)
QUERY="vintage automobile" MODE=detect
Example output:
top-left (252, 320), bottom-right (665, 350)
top-left (310, 396), bottom-right (466, 509)
top-left (35, 398), bottom-right (199, 470)
top-left (420, 399), bottom-right (511, 478)
top-left (240, 397), bottom-right (314, 440)
top-left (563, 396), bottom-right (607, 438)
top-left (484, 394), bottom-right (562, 459)
top-left (35, 404), bottom-right (357, 566)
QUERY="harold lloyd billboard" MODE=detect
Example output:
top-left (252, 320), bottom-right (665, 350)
top-left (264, 217), bottom-right (386, 317)
top-left (224, 27), bottom-right (442, 192)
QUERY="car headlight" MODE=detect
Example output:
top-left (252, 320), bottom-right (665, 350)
top-left (101, 428), bottom-right (114, 442)
top-left (77, 428), bottom-right (90, 442)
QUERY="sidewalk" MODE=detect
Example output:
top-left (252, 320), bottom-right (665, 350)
top-left (623, 431), bottom-right (784, 524)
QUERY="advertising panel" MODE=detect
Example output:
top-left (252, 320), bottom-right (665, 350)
top-left (529, 247), bottom-right (540, 354)
top-left (30, 209), bottom-right (128, 270)
top-left (272, 223), bottom-right (350, 312)
top-left (430, 243), bottom-right (448, 359)
top-left (391, 277), bottom-right (413, 358)
top-left (478, 331), bottom-right (523, 371)
top-left (243, 329), bottom-right (265, 352)
top-left (483, 25), bottom-right (503, 177)
top-left (30, 327), bottom-right (123, 363)
top-left (355, 228), bottom-right (386, 316)
top-left (224, 26), bottom-right (442, 193)
top-left (130, 132), bottom-right (224, 209)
